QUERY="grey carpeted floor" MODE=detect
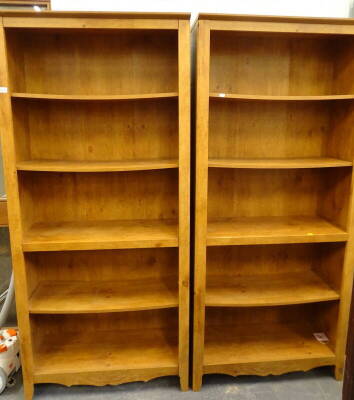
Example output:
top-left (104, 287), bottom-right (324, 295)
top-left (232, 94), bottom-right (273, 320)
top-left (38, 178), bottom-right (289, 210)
top-left (1, 367), bottom-right (342, 399)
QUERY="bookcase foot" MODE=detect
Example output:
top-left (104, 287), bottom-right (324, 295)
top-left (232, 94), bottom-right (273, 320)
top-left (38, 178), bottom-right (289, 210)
top-left (192, 373), bottom-right (202, 391)
top-left (179, 375), bottom-right (189, 391)
top-left (23, 380), bottom-right (34, 400)
top-left (335, 365), bottom-right (344, 381)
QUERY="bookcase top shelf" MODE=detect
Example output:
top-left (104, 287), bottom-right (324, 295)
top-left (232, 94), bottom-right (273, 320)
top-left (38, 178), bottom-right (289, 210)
top-left (198, 13), bottom-right (354, 25)
top-left (17, 159), bottom-right (179, 172)
top-left (208, 158), bottom-right (352, 169)
top-left (210, 93), bottom-right (354, 101)
top-left (1, 10), bottom-right (191, 19)
top-left (12, 93), bottom-right (178, 100)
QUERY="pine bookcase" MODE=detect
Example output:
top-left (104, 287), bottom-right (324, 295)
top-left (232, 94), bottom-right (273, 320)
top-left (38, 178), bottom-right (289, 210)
top-left (0, 11), bottom-right (190, 399)
top-left (193, 14), bottom-right (354, 390)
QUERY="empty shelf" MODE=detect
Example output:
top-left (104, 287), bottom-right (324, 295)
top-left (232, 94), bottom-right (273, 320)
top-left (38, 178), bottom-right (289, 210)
top-left (207, 216), bottom-right (348, 246)
top-left (204, 322), bottom-right (335, 374)
top-left (12, 92), bottom-right (179, 100)
top-left (30, 279), bottom-right (178, 314)
top-left (34, 328), bottom-right (178, 382)
top-left (23, 219), bottom-right (178, 251)
top-left (206, 270), bottom-right (339, 307)
top-left (210, 93), bottom-right (354, 101)
top-left (208, 158), bottom-right (352, 169)
top-left (17, 159), bottom-right (179, 172)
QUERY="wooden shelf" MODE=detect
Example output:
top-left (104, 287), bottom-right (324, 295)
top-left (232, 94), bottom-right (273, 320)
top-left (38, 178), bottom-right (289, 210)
top-left (194, 15), bottom-right (354, 390)
top-left (17, 159), bottom-right (179, 172)
top-left (206, 270), bottom-right (339, 307)
top-left (204, 322), bottom-right (335, 374)
top-left (3, 15), bottom-right (191, 394)
top-left (207, 216), bottom-right (348, 246)
top-left (23, 219), bottom-right (178, 252)
top-left (34, 328), bottom-right (178, 381)
top-left (29, 279), bottom-right (178, 314)
top-left (208, 158), bottom-right (352, 169)
top-left (210, 93), bottom-right (354, 101)
top-left (11, 92), bottom-right (179, 101)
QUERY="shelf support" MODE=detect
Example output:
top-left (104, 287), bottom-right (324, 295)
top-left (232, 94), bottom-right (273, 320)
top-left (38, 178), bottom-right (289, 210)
top-left (335, 170), bottom-right (354, 380)
top-left (178, 19), bottom-right (191, 392)
top-left (193, 19), bottom-right (210, 392)
top-left (0, 24), bottom-right (35, 400)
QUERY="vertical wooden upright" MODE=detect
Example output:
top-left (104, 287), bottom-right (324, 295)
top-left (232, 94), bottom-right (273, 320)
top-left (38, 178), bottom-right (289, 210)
top-left (0, 21), bottom-right (35, 400)
top-left (0, 11), bottom-right (190, 398)
top-left (194, 13), bottom-right (354, 390)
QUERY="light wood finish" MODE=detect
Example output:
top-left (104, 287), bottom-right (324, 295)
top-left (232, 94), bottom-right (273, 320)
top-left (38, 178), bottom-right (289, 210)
top-left (29, 279), bottom-right (178, 313)
top-left (0, 25), bottom-right (35, 400)
top-left (12, 98), bottom-right (178, 163)
top-left (34, 329), bottom-right (178, 383)
top-left (32, 310), bottom-right (178, 385)
top-left (22, 219), bottom-right (178, 252)
top-left (205, 323), bottom-right (335, 374)
top-left (0, 12), bottom-right (190, 398)
top-left (209, 158), bottom-right (352, 169)
top-left (11, 92), bottom-right (178, 100)
top-left (204, 304), bottom-right (337, 376)
top-left (193, 19), bottom-right (210, 392)
top-left (6, 30), bottom-right (179, 95)
top-left (206, 270), bottom-right (339, 307)
top-left (0, 197), bottom-right (8, 225)
top-left (17, 159), bottom-right (179, 172)
top-left (177, 19), bottom-right (191, 392)
top-left (207, 216), bottom-right (348, 246)
top-left (194, 14), bottom-right (354, 390)
top-left (210, 93), bottom-right (354, 101)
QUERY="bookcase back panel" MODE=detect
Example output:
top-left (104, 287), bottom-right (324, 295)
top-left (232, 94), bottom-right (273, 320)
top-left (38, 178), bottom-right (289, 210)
top-left (208, 168), bottom-right (351, 226)
top-left (326, 101), bottom-right (354, 161)
top-left (26, 248), bottom-right (178, 296)
top-left (205, 303), bottom-right (337, 331)
top-left (205, 302), bottom-right (339, 357)
top-left (19, 170), bottom-right (178, 227)
top-left (209, 100), bottom-right (330, 159)
top-left (210, 31), bottom-right (354, 95)
top-left (13, 98), bottom-right (178, 162)
top-left (30, 309), bottom-right (179, 373)
top-left (207, 243), bottom-right (343, 278)
top-left (7, 29), bottom-right (178, 95)
top-left (32, 309), bottom-right (178, 334)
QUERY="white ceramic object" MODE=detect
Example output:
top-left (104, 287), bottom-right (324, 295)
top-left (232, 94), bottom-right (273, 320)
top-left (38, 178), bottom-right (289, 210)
top-left (0, 329), bottom-right (20, 394)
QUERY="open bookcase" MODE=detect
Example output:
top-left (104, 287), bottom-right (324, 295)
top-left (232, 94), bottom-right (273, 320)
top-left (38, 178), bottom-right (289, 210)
top-left (0, 11), bottom-right (190, 399)
top-left (193, 14), bottom-right (354, 390)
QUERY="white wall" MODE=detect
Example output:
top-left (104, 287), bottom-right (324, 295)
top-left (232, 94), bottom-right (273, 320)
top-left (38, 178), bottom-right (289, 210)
top-left (52, 0), bottom-right (354, 21)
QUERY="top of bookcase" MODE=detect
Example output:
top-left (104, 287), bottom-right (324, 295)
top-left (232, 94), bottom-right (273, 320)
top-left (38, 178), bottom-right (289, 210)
top-left (0, 10), bottom-right (190, 29)
top-left (198, 13), bottom-right (354, 35)
top-left (198, 13), bottom-right (354, 25)
top-left (0, 10), bottom-right (191, 19)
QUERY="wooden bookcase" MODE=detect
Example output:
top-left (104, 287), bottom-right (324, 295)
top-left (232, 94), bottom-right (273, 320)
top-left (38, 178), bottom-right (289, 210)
top-left (193, 14), bottom-right (354, 390)
top-left (0, 11), bottom-right (190, 399)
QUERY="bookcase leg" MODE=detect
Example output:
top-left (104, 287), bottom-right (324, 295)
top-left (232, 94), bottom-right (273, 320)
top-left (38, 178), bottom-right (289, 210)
top-left (192, 372), bottom-right (202, 391)
top-left (23, 379), bottom-right (34, 400)
top-left (179, 375), bottom-right (189, 391)
top-left (335, 365), bottom-right (344, 381)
